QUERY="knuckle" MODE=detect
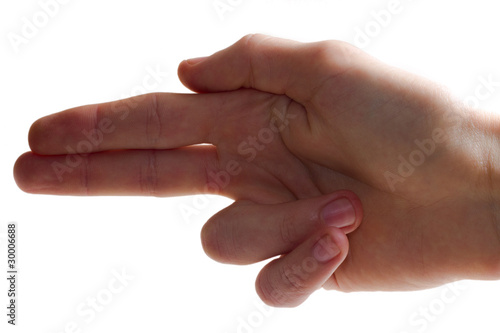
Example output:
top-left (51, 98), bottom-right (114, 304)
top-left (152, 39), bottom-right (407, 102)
top-left (144, 93), bottom-right (162, 147)
top-left (308, 40), bottom-right (361, 72)
top-left (237, 34), bottom-right (270, 88)
top-left (278, 262), bottom-right (309, 296)
top-left (257, 262), bottom-right (310, 307)
top-left (139, 150), bottom-right (159, 196)
top-left (278, 214), bottom-right (298, 248)
top-left (237, 33), bottom-right (273, 59)
top-left (238, 33), bottom-right (267, 49)
top-left (80, 155), bottom-right (91, 195)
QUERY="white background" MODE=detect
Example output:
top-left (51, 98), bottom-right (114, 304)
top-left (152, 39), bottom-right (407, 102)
top-left (1, 0), bottom-right (500, 332)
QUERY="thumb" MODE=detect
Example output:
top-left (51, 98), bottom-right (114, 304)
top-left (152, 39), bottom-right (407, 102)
top-left (177, 34), bottom-right (361, 104)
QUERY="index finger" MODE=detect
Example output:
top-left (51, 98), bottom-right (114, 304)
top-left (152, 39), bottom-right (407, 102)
top-left (28, 91), bottom-right (250, 155)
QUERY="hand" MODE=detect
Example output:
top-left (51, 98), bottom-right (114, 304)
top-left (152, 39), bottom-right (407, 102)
top-left (176, 34), bottom-right (500, 291)
top-left (14, 58), bottom-right (364, 307)
top-left (15, 34), bottom-right (500, 307)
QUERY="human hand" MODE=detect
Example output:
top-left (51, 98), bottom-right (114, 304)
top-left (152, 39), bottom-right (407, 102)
top-left (13, 60), bottom-right (364, 307)
top-left (177, 35), bottom-right (500, 293)
top-left (14, 34), bottom-right (500, 307)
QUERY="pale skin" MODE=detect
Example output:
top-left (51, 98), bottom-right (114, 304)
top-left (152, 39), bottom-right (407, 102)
top-left (14, 34), bottom-right (500, 307)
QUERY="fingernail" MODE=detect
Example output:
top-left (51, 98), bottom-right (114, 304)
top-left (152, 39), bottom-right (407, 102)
top-left (321, 198), bottom-right (355, 228)
top-left (185, 57), bottom-right (207, 65)
top-left (313, 234), bottom-right (340, 263)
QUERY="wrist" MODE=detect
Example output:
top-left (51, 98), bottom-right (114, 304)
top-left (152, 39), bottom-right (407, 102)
top-left (426, 100), bottom-right (500, 281)
top-left (461, 107), bottom-right (500, 280)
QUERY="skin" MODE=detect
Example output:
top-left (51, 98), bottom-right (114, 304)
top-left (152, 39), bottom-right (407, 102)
top-left (13, 34), bottom-right (500, 307)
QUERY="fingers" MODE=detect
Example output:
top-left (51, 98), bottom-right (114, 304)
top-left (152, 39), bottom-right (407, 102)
top-left (178, 34), bottom-right (361, 104)
top-left (255, 227), bottom-right (348, 307)
top-left (14, 146), bottom-right (301, 200)
top-left (14, 146), bottom-right (217, 196)
top-left (29, 93), bottom-right (204, 155)
top-left (201, 190), bottom-right (362, 307)
top-left (28, 90), bottom-right (269, 155)
top-left (201, 191), bottom-right (362, 264)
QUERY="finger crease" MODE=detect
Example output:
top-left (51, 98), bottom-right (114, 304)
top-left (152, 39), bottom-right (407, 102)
top-left (279, 213), bottom-right (296, 247)
top-left (91, 104), bottom-right (100, 132)
top-left (81, 155), bottom-right (91, 195)
top-left (141, 150), bottom-right (159, 196)
top-left (146, 93), bottom-right (162, 147)
top-left (280, 264), bottom-right (308, 294)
